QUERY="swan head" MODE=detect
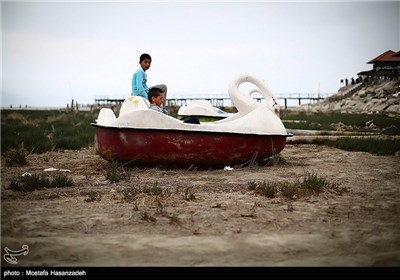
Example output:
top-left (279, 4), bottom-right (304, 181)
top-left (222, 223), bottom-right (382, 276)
top-left (228, 73), bottom-right (280, 117)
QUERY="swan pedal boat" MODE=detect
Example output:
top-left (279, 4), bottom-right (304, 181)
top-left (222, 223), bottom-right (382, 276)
top-left (92, 74), bottom-right (292, 168)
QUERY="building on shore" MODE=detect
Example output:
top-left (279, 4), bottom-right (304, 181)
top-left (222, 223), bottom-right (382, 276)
top-left (358, 50), bottom-right (400, 82)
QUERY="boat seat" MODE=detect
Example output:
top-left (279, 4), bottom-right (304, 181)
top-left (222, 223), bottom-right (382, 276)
top-left (119, 96), bottom-right (150, 117)
top-left (96, 108), bottom-right (117, 126)
top-left (183, 117), bottom-right (200, 124)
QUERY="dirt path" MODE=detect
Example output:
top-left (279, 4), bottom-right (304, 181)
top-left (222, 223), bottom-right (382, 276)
top-left (1, 144), bottom-right (400, 266)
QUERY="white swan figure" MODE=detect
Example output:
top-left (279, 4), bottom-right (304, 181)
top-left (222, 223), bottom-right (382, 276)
top-left (248, 88), bottom-right (263, 98)
top-left (229, 73), bottom-right (280, 117)
top-left (177, 74), bottom-right (280, 121)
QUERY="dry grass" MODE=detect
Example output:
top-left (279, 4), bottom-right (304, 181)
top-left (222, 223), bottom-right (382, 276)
top-left (250, 171), bottom-right (345, 200)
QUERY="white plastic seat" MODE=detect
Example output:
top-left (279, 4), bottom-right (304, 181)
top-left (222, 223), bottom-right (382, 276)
top-left (119, 96), bottom-right (150, 117)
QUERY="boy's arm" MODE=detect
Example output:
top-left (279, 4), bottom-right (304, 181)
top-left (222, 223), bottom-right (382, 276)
top-left (163, 107), bottom-right (170, 115)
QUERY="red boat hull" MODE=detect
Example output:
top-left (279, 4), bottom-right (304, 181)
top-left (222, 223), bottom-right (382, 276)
top-left (94, 126), bottom-right (288, 168)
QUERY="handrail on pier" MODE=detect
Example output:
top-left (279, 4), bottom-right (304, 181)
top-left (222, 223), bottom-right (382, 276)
top-left (94, 94), bottom-right (330, 109)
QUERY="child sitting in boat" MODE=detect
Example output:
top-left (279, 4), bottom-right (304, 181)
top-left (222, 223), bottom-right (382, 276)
top-left (132, 53), bottom-right (168, 108)
top-left (148, 87), bottom-right (200, 124)
top-left (148, 87), bottom-right (170, 115)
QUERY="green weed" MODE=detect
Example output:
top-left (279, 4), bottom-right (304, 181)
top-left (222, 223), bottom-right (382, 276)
top-left (3, 145), bottom-right (28, 166)
top-left (142, 182), bottom-right (163, 196)
top-left (141, 210), bottom-right (156, 222)
top-left (281, 111), bottom-right (400, 134)
top-left (298, 172), bottom-right (338, 195)
top-left (248, 172), bottom-right (342, 201)
top-left (261, 154), bottom-right (289, 166)
top-left (83, 190), bottom-right (102, 202)
top-left (1, 110), bottom-right (97, 154)
top-left (184, 187), bottom-right (196, 201)
top-left (9, 173), bottom-right (73, 192)
top-left (105, 161), bottom-right (129, 183)
top-left (256, 181), bottom-right (278, 198)
top-left (51, 174), bottom-right (74, 188)
top-left (119, 182), bottom-right (170, 203)
top-left (280, 182), bottom-right (297, 200)
top-left (247, 180), bottom-right (257, 190)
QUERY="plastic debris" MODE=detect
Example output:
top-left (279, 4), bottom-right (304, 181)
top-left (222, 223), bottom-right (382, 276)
top-left (44, 167), bottom-right (71, 172)
top-left (44, 167), bottom-right (59, 172)
top-left (223, 166), bottom-right (234, 171)
top-left (59, 169), bottom-right (71, 172)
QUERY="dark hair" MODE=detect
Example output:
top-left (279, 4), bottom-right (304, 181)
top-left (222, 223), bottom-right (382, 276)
top-left (148, 87), bottom-right (163, 102)
top-left (140, 53), bottom-right (151, 62)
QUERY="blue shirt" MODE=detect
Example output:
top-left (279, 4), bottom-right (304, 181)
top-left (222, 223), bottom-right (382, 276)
top-left (132, 67), bottom-right (148, 98)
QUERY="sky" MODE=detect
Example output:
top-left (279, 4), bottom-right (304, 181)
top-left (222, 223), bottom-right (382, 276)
top-left (1, 0), bottom-right (399, 108)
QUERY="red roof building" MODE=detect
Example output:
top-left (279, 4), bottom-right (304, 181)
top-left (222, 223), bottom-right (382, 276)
top-left (358, 50), bottom-right (400, 80)
top-left (367, 50), bottom-right (400, 63)
top-left (393, 51), bottom-right (400, 57)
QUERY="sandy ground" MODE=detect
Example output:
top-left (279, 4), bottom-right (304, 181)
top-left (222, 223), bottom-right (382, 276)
top-left (1, 144), bottom-right (399, 267)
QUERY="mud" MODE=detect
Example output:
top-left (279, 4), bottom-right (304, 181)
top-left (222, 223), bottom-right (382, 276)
top-left (1, 144), bottom-right (399, 266)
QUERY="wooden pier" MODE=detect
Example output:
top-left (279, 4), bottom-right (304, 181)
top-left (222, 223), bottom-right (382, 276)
top-left (95, 94), bottom-right (329, 109)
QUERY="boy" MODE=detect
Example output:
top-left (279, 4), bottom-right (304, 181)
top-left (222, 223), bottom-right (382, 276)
top-left (131, 53), bottom-right (168, 107)
top-left (148, 87), bottom-right (170, 115)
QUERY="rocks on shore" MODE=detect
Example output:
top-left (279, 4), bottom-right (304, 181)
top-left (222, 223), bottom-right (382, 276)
top-left (295, 80), bottom-right (400, 115)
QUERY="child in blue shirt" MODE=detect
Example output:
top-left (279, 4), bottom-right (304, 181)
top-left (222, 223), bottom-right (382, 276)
top-left (132, 53), bottom-right (168, 107)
